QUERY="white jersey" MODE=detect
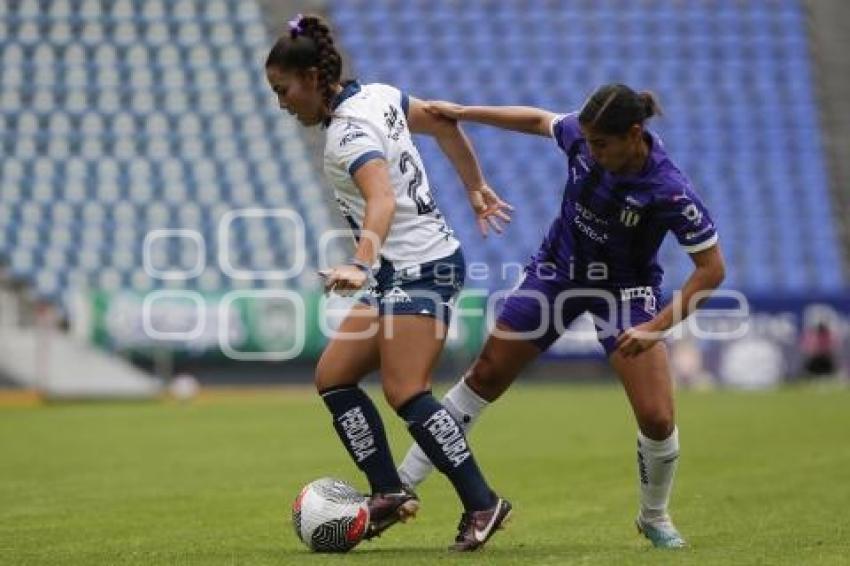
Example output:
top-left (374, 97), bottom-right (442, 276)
top-left (323, 82), bottom-right (459, 270)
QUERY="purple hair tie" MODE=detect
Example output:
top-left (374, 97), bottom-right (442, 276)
top-left (288, 14), bottom-right (304, 38)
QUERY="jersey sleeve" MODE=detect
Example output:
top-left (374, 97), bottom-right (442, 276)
top-left (550, 111), bottom-right (582, 154)
top-left (328, 118), bottom-right (388, 177)
top-left (372, 82), bottom-right (410, 120)
top-left (656, 184), bottom-right (718, 254)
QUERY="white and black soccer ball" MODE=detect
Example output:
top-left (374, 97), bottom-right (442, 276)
top-left (292, 477), bottom-right (369, 553)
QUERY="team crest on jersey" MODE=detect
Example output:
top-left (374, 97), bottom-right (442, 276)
top-left (620, 208), bottom-right (641, 227)
top-left (383, 105), bottom-right (404, 140)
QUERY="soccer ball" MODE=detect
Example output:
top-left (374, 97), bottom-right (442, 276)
top-left (292, 477), bottom-right (369, 552)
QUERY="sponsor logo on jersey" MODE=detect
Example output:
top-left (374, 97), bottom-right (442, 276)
top-left (570, 158), bottom-right (591, 184)
top-left (574, 201), bottom-right (609, 225)
top-left (339, 131), bottom-right (367, 147)
top-left (685, 225), bottom-right (714, 241)
top-left (621, 286), bottom-right (657, 315)
top-left (383, 105), bottom-right (404, 140)
top-left (573, 216), bottom-right (609, 244)
top-left (681, 203), bottom-right (703, 224)
top-left (381, 287), bottom-right (412, 304)
top-left (575, 154), bottom-right (591, 172)
top-left (620, 286), bottom-right (654, 301)
top-left (339, 120), bottom-right (367, 147)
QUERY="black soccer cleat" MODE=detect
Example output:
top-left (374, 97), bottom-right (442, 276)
top-left (450, 497), bottom-right (512, 551)
top-left (363, 485), bottom-right (420, 540)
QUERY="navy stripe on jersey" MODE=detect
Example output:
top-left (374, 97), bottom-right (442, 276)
top-left (400, 91), bottom-right (410, 117)
top-left (348, 150), bottom-right (386, 176)
top-left (343, 212), bottom-right (361, 241)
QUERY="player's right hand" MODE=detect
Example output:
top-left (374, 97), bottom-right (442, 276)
top-left (319, 264), bottom-right (368, 296)
top-left (422, 100), bottom-right (465, 121)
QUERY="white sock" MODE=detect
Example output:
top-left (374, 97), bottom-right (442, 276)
top-left (637, 427), bottom-right (679, 521)
top-left (397, 378), bottom-right (489, 487)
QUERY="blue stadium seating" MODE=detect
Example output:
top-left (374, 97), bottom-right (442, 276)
top-left (331, 0), bottom-right (844, 295)
top-left (0, 0), bottom-right (341, 309)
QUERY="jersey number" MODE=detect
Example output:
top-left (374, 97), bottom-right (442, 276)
top-left (399, 151), bottom-right (436, 215)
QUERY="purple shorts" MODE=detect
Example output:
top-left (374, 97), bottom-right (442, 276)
top-left (497, 272), bottom-right (662, 355)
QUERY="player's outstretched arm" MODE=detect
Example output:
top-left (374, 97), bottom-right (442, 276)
top-left (423, 101), bottom-right (559, 138)
top-left (657, 243), bottom-right (726, 328)
top-left (407, 97), bottom-right (513, 236)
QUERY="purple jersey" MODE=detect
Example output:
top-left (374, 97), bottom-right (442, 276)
top-left (531, 112), bottom-right (718, 290)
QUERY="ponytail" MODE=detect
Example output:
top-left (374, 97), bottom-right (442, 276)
top-left (637, 90), bottom-right (663, 120)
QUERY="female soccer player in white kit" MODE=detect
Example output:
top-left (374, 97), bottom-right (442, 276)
top-left (265, 15), bottom-right (513, 551)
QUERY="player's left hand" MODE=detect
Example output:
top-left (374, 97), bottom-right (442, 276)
top-left (468, 184), bottom-right (514, 237)
top-left (320, 264), bottom-right (369, 295)
top-left (615, 321), bottom-right (665, 358)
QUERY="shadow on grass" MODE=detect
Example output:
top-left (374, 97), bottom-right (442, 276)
top-left (56, 539), bottom-right (673, 566)
top-left (266, 541), bottom-right (659, 564)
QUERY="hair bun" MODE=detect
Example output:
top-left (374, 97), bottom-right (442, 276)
top-left (638, 91), bottom-right (662, 119)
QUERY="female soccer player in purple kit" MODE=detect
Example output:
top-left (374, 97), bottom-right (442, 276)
top-left (398, 84), bottom-right (726, 548)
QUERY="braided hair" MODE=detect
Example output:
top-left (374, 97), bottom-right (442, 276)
top-left (578, 83), bottom-right (662, 136)
top-left (265, 14), bottom-right (343, 110)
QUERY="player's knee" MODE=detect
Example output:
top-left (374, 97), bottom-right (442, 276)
top-left (313, 364), bottom-right (328, 393)
top-left (638, 409), bottom-right (675, 440)
top-left (314, 356), bottom-right (342, 393)
top-left (381, 385), bottom-right (401, 411)
top-left (381, 379), bottom-right (424, 411)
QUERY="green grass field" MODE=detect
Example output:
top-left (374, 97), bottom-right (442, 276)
top-left (2, 384), bottom-right (849, 565)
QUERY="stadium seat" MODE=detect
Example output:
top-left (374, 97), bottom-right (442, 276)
top-left (330, 0), bottom-right (844, 295)
top-left (0, 0), bottom-right (335, 306)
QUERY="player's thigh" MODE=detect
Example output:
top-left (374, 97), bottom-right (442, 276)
top-left (315, 303), bottom-right (381, 391)
top-left (472, 275), bottom-right (572, 401)
top-left (465, 321), bottom-right (543, 402)
top-left (609, 342), bottom-right (676, 439)
top-left (377, 314), bottom-right (447, 410)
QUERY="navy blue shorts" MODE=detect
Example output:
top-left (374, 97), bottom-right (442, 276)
top-left (358, 247), bottom-right (465, 326)
top-left (497, 271), bottom-right (661, 355)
